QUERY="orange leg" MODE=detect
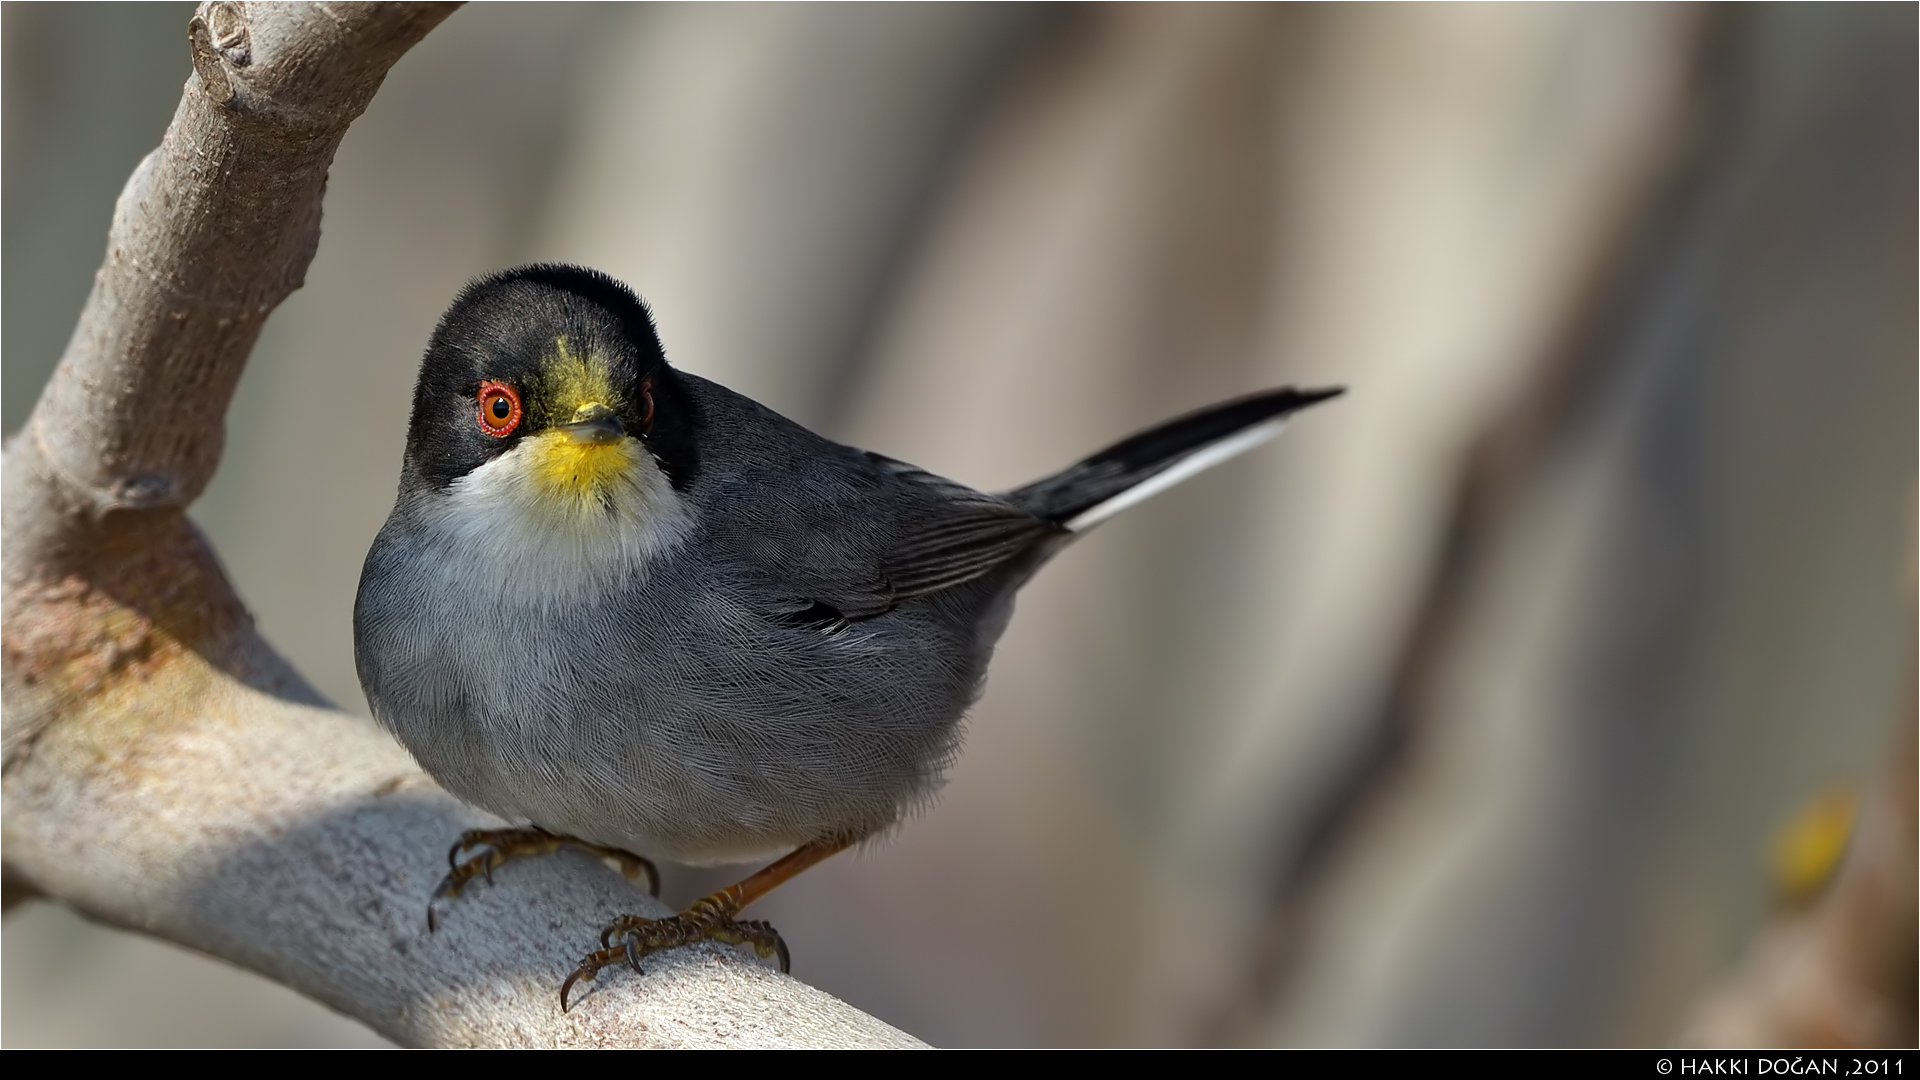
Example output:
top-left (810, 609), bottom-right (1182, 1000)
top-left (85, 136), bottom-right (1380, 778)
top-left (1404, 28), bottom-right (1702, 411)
top-left (560, 837), bottom-right (851, 1010)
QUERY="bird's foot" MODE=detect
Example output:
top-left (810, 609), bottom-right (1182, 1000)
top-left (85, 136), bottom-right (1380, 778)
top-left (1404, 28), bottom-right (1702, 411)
top-left (560, 894), bottom-right (789, 1010)
top-left (553, 838), bottom-right (847, 1010)
top-left (428, 827), bottom-right (659, 931)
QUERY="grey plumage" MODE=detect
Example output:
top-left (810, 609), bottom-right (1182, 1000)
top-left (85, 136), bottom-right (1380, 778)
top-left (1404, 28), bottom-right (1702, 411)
top-left (360, 376), bottom-right (1029, 863)
top-left (354, 265), bottom-right (1339, 870)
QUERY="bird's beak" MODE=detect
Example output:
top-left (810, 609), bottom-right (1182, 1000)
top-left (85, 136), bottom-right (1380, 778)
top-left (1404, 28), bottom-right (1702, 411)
top-left (560, 402), bottom-right (625, 445)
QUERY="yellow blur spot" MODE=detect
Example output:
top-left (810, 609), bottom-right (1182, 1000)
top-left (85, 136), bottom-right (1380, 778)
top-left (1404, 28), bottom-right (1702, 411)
top-left (1769, 787), bottom-right (1857, 904)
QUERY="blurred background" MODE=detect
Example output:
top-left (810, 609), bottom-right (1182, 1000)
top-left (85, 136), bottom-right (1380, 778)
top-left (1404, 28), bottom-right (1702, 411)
top-left (3, 2), bottom-right (1912, 1048)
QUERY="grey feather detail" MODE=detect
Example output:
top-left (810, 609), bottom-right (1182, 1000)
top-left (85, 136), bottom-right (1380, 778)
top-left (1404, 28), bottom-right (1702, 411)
top-left (882, 506), bottom-right (1061, 600)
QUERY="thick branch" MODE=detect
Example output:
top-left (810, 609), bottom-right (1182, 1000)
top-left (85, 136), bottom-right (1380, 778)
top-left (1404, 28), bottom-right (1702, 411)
top-left (1, 2), bottom-right (921, 1047)
top-left (20, 2), bottom-right (451, 533)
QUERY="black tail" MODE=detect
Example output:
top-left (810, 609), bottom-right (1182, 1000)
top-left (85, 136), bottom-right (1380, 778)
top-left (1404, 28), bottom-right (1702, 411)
top-left (1006, 386), bottom-right (1343, 530)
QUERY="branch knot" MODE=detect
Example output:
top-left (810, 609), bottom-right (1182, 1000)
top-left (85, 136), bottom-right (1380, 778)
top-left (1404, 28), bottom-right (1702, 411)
top-left (188, 3), bottom-right (250, 105)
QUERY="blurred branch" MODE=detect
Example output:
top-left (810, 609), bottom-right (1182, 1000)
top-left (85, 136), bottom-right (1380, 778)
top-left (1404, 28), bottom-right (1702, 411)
top-left (0, 2), bottom-right (919, 1048)
top-left (1214, 6), bottom-right (1739, 1042)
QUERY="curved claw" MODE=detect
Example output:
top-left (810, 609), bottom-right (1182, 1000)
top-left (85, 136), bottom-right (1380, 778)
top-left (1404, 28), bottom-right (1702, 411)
top-left (600, 914), bottom-right (647, 949)
top-left (746, 920), bottom-right (791, 974)
top-left (431, 869), bottom-right (472, 903)
top-left (628, 855), bottom-right (662, 898)
top-left (560, 941), bottom-right (648, 1011)
top-left (429, 831), bottom-right (512, 931)
top-left (427, 844), bottom-right (498, 932)
top-left (554, 839), bottom-right (842, 1007)
top-left (564, 911), bottom-right (791, 1009)
top-left (712, 918), bottom-right (790, 974)
top-left (427, 828), bottom-right (659, 934)
top-left (445, 828), bottom-right (498, 869)
top-left (427, 865), bottom-right (477, 932)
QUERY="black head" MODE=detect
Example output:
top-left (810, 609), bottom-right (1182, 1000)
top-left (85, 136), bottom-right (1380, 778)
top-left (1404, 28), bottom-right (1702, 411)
top-left (403, 265), bottom-right (700, 491)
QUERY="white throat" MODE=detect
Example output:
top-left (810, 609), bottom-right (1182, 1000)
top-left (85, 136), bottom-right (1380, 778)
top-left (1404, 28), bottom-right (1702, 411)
top-left (418, 434), bottom-right (693, 607)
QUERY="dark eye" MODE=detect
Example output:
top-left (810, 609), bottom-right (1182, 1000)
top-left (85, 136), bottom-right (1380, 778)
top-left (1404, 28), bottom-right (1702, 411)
top-left (639, 376), bottom-right (655, 435)
top-left (476, 381), bottom-right (522, 437)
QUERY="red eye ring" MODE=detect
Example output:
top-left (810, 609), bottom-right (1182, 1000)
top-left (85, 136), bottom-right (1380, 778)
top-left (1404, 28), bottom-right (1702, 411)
top-left (476, 380), bottom-right (522, 437)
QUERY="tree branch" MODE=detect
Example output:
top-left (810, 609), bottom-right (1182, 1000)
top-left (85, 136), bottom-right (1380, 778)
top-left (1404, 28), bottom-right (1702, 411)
top-left (1, 2), bottom-right (922, 1048)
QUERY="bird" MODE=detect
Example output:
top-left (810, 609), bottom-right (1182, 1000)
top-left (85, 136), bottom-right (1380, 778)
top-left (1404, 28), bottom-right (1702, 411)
top-left (353, 264), bottom-right (1341, 1008)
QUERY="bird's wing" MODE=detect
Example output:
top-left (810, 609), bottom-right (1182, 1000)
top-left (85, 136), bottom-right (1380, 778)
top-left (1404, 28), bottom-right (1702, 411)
top-left (716, 452), bottom-right (1062, 621)
top-left (879, 492), bottom-right (1059, 602)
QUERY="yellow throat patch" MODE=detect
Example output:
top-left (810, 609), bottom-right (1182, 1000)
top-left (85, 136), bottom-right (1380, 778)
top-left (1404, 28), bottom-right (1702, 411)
top-left (522, 338), bottom-right (641, 511)
top-left (521, 429), bottom-right (646, 511)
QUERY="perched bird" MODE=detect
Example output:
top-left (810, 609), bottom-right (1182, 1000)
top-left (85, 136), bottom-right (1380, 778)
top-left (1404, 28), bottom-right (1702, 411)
top-left (354, 264), bottom-right (1340, 1006)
